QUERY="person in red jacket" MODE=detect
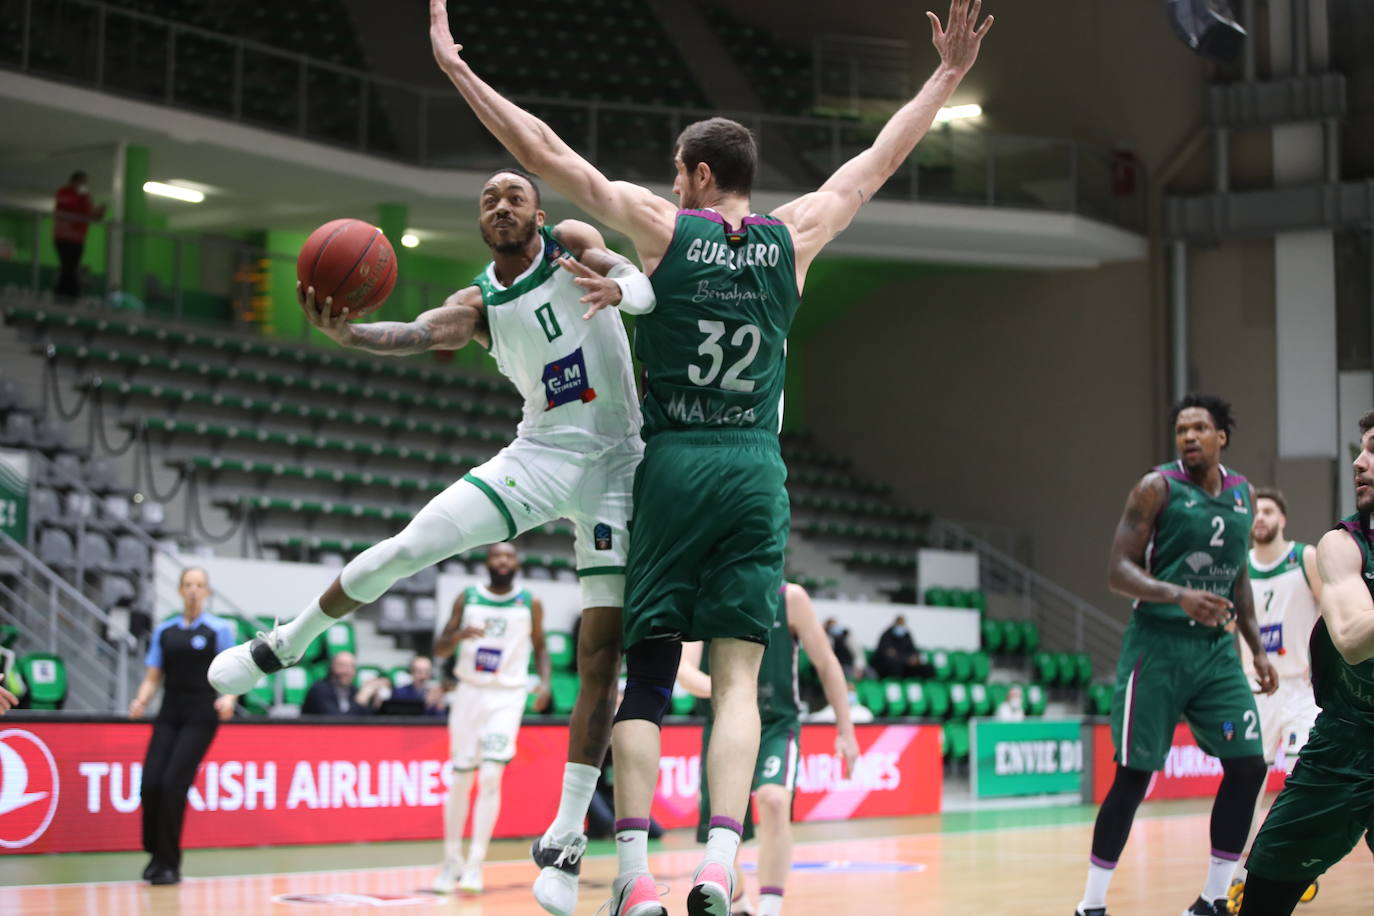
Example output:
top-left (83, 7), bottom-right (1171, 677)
top-left (53, 171), bottom-right (104, 299)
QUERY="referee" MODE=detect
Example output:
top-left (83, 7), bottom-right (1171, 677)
top-left (127, 567), bottom-right (236, 885)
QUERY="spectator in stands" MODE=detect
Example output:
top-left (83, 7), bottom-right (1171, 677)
top-left (824, 617), bottom-right (860, 682)
top-left (873, 614), bottom-right (932, 679)
top-left (996, 685), bottom-right (1026, 722)
top-left (53, 170), bottom-right (105, 299)
top-left (127, 567), bottom-right (237, 886)
top-left (390, 655), bottom-right (446, 716)
top-left (302, 651), bottom-right (383, 715)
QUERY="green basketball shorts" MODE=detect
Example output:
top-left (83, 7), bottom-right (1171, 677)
top-left (1246, 716), bottom-right (1374, 881)
top-left (1109, 616), bottom-right (1264, 771)
top-left (623, 429), bottom-right (788, 649)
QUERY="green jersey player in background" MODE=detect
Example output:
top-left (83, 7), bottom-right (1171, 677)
top-left (428, 2), bottom-right (992, 914)
top-left (209, 171), bottom-right (655, 904)
top-left (1076, 395), bottom-right (1278, 916)
top-left (1238, 411), bottom-right (1374, 916)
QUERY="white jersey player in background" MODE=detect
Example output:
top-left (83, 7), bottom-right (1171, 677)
top-left (433, 542), bottom-right (549, 893)
top-left (1231, 487), bottom-right (1323, 899)
top-left (210, 171), bottom-right (656, 916)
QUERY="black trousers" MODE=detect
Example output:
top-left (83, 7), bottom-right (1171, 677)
top-left (141, 697), bottom-right (218, 871)
top-left (54, 240), bottom-right (84, 298)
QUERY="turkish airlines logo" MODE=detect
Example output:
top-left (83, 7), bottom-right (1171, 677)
top-left (0, 729), bottom-right (60, 848)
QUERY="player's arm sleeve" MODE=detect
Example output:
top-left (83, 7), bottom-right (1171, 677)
top-left (1316, 528), bottom-right (1374, 664)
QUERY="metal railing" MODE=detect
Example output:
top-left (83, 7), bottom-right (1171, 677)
top-left (1, 0), bottom-right (1145, 227)
top-left (0, 529), bottom-right (138, 712)
top-left (930, 518), bottom-right (1125, 673)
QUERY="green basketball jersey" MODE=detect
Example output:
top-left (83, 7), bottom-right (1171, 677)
top-left (638, 210), bottom-right (800, 438)
top-left (702, 585), bottom-right (799, 723)
top-left (1135, 460), bottom-right (1252, 629)
top-left (1314, 517), bottom-right (1374, 732)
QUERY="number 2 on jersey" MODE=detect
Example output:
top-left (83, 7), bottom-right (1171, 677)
top-left (687, 320), bottom-right (760, 392)
top-left (1209, 516), bottom-right (1225, 547)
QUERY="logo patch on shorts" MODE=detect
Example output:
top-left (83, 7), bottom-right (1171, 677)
top-left (1260, 623), bottom-right (1284, 653)
top-left (1222, 720), bottom-right (1236, 741)
top-left (475, 647), bottom-right (503, 672)
top-left (542, 347), bottom-right (597, 410)
top-left (594, 522), bottom-right (612, 551)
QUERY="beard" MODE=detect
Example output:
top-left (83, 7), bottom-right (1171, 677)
top-left (481, 217), bottom-right (538, 254)
top-left (1252, 525), bottom-right (1278, 545)
top-left (488, 568), bottom-right (516, 589)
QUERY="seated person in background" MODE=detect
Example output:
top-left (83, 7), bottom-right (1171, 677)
top-left (996, 685), bottom-right (1026, 722)
top-left (301, 652), bottom-right (383, 715)
top-left (824, 616), bottom-right (860, 682)
top-left (390, 656), bottom-right (447, 716)
top-left (873, 614), bottom-right (932, 679)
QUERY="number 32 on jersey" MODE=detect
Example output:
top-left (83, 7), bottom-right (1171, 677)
top-left (688, 320), bottom-right (760, 392)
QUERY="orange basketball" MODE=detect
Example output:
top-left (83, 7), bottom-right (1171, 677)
top-left (296, 219), bottom-right (397, 318)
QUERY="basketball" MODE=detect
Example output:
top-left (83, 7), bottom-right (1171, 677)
top-left (296, 219), bottom-right (398, 318)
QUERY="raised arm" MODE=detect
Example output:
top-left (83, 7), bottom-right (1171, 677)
top-left (300, 284), bottom-right (488, 356)
top-left (1107, 472), bottom-right (1235, 627)
top-left (429, 1), bottom-right (676, 263)
top-left (787, 585), bottom-right (859, 777)
top-left (551, 219), bottom-right (657, 319)
top-left (1316, 528), bottom-right (1374, 665)
top-left (1232, 562), bottom-right (1278, 694)
top-left (676, 641), bottom-right (712, 700)
top-left (772, 0), bottom-right (993, 274)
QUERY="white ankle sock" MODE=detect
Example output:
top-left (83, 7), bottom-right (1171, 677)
top-left (1080, 860), bottom-right (1115, 910)
top-left (1202, 854), bottom-right (1239, 902)
top-left (546, 763), bottom-right (599, 840)
top-left (705, 825), bottom-right (742, 867)
top-left (758, 891), bottom-right (783, 916)
top-left (615, 820), bottom-right (649, 876)
top-left (279, 600), bottom-right (334, 659)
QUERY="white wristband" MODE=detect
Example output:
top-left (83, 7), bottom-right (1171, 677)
top-left (608, 262), bottom-right (656, 316)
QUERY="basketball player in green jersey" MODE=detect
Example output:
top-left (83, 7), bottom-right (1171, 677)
top-left (428, 3), bottom-right (992, 913)
top-left (677, 584), bottom-right (859, 916)
top-left (1075, 394), bottom-right (1278, 916)
top-left (1238, 412), bottom-right (1374, 915)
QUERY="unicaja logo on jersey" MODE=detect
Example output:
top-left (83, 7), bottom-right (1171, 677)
top-left (0, 729), bottom-right (60, 848)
top-left (1184, 551), bottom-right (1214, 574)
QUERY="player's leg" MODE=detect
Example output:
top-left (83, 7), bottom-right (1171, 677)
top-left (1186, 637), bottom-right (1269, 914)
top-left (210, 444), bottom-right (544, 693)
top-left (154, 713), bottom-right (219, 880)
top-left (462, 686), bottom-right (524, 892)
top-left (139, 717), bottom-right (180, 880)
top-left (1077, 622), bottom-right (1183, 915)
top-left (752, 721), bottom-right (799, 916)
top-left (436, 683), bottom-right (481, 893)
top-left (1232, 684), bottom-right (1287, 892)
top-left (534, 442), bottom-right (635, 915)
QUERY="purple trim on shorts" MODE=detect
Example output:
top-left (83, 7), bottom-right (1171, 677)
top-left (709, 816), bottom-right (744, 835)
top-left (759, 886), bottom-right (785, 897)
top-left (1211, 848), bottom-right (1242, 862)
top-left (1089, 855), bottom-right (1117, 870)
top-left (615, 818), bottom-right (651, 833)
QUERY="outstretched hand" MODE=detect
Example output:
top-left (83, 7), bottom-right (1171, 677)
top-left (558, 257), bottom-right (624, 319)
top-left (928, 0), bottom-right (994, 73)
top-left (429, 0), bottom-right (464, 72)
top-left (297, 282), bottom-right (353, 344)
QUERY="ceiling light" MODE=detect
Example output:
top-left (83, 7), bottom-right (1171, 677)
top-left (934, 103), bottom-right (983, 124)
top-left (401, 233), bottom-right (420, 249)
top-left (143, 181), bottom-right (204, 203)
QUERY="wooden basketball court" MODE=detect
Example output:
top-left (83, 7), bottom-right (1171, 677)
top-left (2, 799), bottom-right (1370, 914)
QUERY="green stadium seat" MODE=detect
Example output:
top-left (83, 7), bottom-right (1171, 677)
top-left (924, 681), bottom-right (951, 719)
top-left (670, 690), bottom-right (697, 716)
top-left (1033, 651), bottom-right (1058, 684)
top-left (968, 589), bottom-right (988, 613)
top-left (1025, 683), bottom-right (1047, 716)
top-left (1054, 651), bottom-right (1075, 686)
top-left (881, 680), bottom-right (907, 717)
top-left (944, 721), bottom-right (970, 761)
top-left (949, 650), bottom-right (972, 682)
top-left (980, 618), bottom-right (1004, 652)
top-left (970, 651), bottom-right (991, 683)
top-left (968, 682), bottom-right (992, 717)
top-left (18, 653), bottom-right (67, 709)
top-left (903, 680), bottom-right (929, 717)
top-left (1020, 620), bottom-right (1041, 653)
top-left (1087, 683), bottom-right (1114, 716)
top-left (924, 587), bottom-right (951, 607)
top-left (244, 673), bottom-right (276, 714)
top-left (1001, 620), bottom-right (1024, 653)
top-left (947, 683), bottom-right (971, 720)
top-left (281, 666), bottom-right (311, 706)
top-left (857, 680), bottom-right (885, 716)
top-left (1075, 652), bottom-right (1094, 686)
top-left (545, 630), bottom-right (575, 671)
top-left (988, 682), bottom-right (1011, 710)
top-left (356, 665), bottom-right (384, 686)
top-left (551, 672), bottom-right (579, 714)
top-left (324, 620), bottom-right (356, 657)
top-left (928, 650), bottom-right (952, 681)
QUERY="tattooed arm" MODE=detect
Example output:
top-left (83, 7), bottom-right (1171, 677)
top-left (1107, 472), bottom-right (1236, 627)
top-left (299, 283), bottom-right (489, 355)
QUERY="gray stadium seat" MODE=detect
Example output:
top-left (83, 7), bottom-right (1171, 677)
top-left (30, 487), bottom-right (60, 521)
top-left (114, 536), bottom-right (146, 570)
top-left (412, 596), bottom-right (437, 623)
top-left (380, 594), bottom-right (409, 625)
top-left (3, 412), bottom-right (35, 446)
top-left (80, 532), bottom-right (114, 567)
top-left (64, 491), bottom-right (94, 519)
top-left (101, 575), bottom-right (136, 608)
top-left (139, 501), bottom-right (166, 527)
top-left (38, 528), bottom-right (75, 567)
top-left (0, 379), bottom-right (20, 409)
top-left (102, 495), bottom-right (131, 520)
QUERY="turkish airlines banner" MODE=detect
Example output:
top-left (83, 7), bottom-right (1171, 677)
top-left (1089, 722), bottom-right (1288, 803)
top-left (0, 720), bottom-right (939, 854)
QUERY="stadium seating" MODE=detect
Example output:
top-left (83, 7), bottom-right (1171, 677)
top-left (697, 1), bottom-right (814, 115)
top-left (324, 621), bottom-right (356, 658)
top-left (943, 721), bottom-right (969, 761)
top-left (545, 630), bottom-right (575, 671)
top-left (551, 671), bottom-right (579, 714)
top-left (18, 653), bottom-right (67, 709)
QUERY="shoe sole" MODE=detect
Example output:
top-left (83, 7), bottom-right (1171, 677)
top-left (687, 882), bottom-right (731, 916)
top-left (533, 867), bottom-right (577, 916)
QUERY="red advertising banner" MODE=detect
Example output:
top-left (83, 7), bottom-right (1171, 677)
top-left (0, 720), bottom-right (940, 855)
top-left (1089, 722), bottom-right (1288, 803)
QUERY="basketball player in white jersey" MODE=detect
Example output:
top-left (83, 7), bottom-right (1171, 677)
top-left (433, 543), bottom-right (548, 894)
top-left (210, 171), bottom-right (656, 915)
top-left (1229, 488), bottom-right (1323, 903)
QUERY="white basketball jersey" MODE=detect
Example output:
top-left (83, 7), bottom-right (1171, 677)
top-left (474, 227), bottom-right (641, 451)
top-left (454, 585), bottom-right (534, 689)
top-left (1243, 542), bottom-right (1319, 681)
